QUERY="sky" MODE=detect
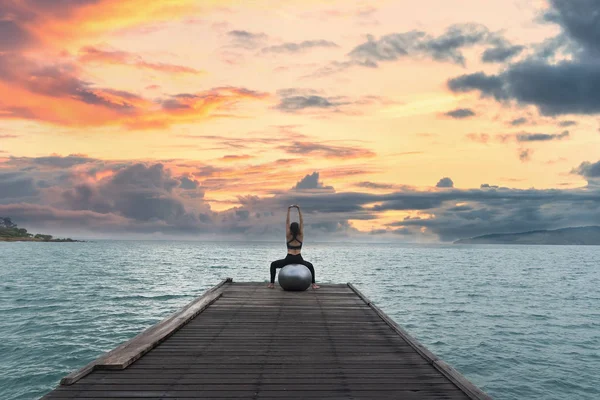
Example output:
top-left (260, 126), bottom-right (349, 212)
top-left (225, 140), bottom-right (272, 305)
top-left (1, 0), bottom-right (599, 242)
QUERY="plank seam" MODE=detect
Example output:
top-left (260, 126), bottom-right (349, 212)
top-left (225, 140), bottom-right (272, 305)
top-left (58, 277), bottom-right (233, 386)
top-left (347, 282), bottom-right (492, 400)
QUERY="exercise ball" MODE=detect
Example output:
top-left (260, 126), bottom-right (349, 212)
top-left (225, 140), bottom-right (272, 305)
top-left (278, 264), bottom-right (312, 291)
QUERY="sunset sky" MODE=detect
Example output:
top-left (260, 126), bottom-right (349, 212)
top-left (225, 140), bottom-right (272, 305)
top-left (1, 0), bottom-right (599, 241)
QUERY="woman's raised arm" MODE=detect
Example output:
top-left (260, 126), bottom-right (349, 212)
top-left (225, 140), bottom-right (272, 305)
top-left (297, 206), bottom-right (304, 233)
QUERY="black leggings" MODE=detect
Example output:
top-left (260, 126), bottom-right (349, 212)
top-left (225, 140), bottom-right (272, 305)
top-left (270, 254), bottom-right (315, 284)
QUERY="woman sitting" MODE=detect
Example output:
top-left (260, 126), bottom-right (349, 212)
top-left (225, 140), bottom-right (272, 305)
top-left (268, 204), bottom-right (319, 289)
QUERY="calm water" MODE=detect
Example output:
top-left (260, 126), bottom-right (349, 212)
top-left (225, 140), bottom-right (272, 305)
top-left (0, 241), bottom-right (598, 399)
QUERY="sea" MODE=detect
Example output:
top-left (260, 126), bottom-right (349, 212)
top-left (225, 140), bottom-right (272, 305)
top-left (0, 240), bottom-right (598, 400)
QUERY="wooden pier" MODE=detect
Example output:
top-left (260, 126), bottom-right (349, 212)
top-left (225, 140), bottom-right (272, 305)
top-left (43, 279), bottom-right (491, 399)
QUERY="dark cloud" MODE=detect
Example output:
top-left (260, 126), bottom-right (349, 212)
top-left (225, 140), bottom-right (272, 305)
top-left (444, 108), bottom-right (475, 119)
top-left (481, 184), bottom-right (500, 189)
top-left (312, 23), bottom-right (511, 77)
top-left (448, 61), bottom-right (600, 116)
top-left (0, 1), bottom-right (99, 52)
top-left (448, 1), bottom-right (600, 116)
top-left (436, 177), bottom-right (454, 188)
top-left (179, 176), bottom-right (198, 189)
top-left (273, 89), bottom-right (380, 114)
top-left (510, 117), bottom-right (528, 126)
top-left (447, 71), bottom-right (507, 100)
top-left (278, 141), bottom-right (375, 159)
top-left (2, 156), bottom-right (600, 242)
top-left (262, 40), bottom-right (338, 54)
top-left (516, 131), bottom-right (569, 142)
top-left (543, 0), bottom-right (600, 55)
top-left (482, 43), bottom-right (524, 63)
top-left (275, 95), bottom-right (348, 112)
top-left (372, 196), bottom-right (445, 211)
top-left (293, 172), bottom-right (334, 190)
top-left (519, 149), bottom-right (533, 162)
top-left (30, 154), bottom-right (96, 168)
top-left (60, 164), bottom-right (204, 224)
top-left (0, 20), bottom-right (34, 51)
top-left (227, 30), bottom-right (268, 49)
top-left (355, 181), bottom-right (395, 190)
top-left (558, 120), bottom-right (577, 127)
top-left (571, 160), bottom-right (600, 178)
top-left (0, 172), bottom-right (38, 200)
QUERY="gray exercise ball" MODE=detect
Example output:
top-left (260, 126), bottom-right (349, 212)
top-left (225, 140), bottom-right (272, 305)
top-left (278, 264), bottom-right (312, 291)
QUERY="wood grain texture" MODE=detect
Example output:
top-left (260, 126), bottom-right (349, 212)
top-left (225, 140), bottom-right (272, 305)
top-left (59, 277), bottom-right (232, 385)
top-left (43, 280), bottom-right (489, 399)
top-left (348, 282), bottom-right (492, 400)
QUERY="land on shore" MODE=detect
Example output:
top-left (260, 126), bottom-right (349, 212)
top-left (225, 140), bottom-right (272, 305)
top-left (454, 226), bottom-right (600, 245)
top-left (0, 217), bottom-right (82, 242)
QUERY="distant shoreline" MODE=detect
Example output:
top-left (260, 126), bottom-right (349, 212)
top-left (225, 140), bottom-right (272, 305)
top-left (454, 226), bottom-right (600, 245)
top-left (0, 237), bottom-right (83, 243)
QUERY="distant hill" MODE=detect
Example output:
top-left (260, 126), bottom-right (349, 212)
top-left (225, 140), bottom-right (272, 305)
top-left (0, 217), bottom-right (80, 242)
top-left (454, 226), bottom-right (600, 245)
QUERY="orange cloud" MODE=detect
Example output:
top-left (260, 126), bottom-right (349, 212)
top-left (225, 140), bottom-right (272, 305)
top-left (219, 154), bottom-right (255, 162)
top-left (0, 54), bottom-right (269, 128)
top-left (79, 46), bottom-right (203, 75)
top-left (18, 1), bottom-right (201, 50)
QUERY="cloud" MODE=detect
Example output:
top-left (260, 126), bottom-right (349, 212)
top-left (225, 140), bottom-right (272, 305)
top-left (0, 54), bottom-right (268, 128)
top-left (227, 30), bottom-right (268, 49)
top-left (315, 23), bottom-right (514, 76)
top-left (510, 117), bottom-right (528, 126)
top-left (516, 130), bottom-right (569, 142)
top-left (558, 120), bottom-right (577, 127)
top-left (351, 24), bottom-right (495, 67)
top-left (448, 61), bottom-right (600, 116)
top-left (519, 149), bottom-right (533, 162)
top-left (543, 0), bottom-right (600, 56)
top-left (436, 177), bottom-right (454, 188)
top-left (2, 155), bottom-right (600, 242)
top-left (275, 95), bottom-right (339, 112)
top-left (444, 108), bottom-right (476, 119)
top-left (277, 141), bottom-right (375, 159)
top-left (179, 176), bottom-right (198, 189)
top-left (273, 88), bottom-right (385, 114)
top-left (0, 0), bottom-right (200, 51)
top-left (293, 172), bottom-right (333, 190)
top-left (0, 19), bottom-right (36, 51)
top-left (261, 40), bottom-right (338, 54)
top-left (78, 46), bottom-right (202, 75)
top-left (0, 172), bottom-right (39, 200)
top-left (26, 154), bottom-right (97, 168)
top-left (448, 1), bottom-right (600, 116)
top-left (571, 160), bottom-right (600, 179)
top-left (354, 181), bottom-right (396, 190)
top-left (0, 2), bottom-right (270, 129)
top-left (482, 43), bottom-right (524, 63)
top-left (274, 88), bottom-right (352, 113)
top-left (467, 131), bottom-right (569, 144)
top-left (447, 72), bottom-right (507, 100)
top-left (220, 154), bottom-right (254, 162)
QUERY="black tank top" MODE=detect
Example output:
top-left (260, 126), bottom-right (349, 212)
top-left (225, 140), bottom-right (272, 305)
top-left (287, 233), bottom-right (302, 250)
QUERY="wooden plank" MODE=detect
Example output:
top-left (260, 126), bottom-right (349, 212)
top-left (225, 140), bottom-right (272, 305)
top-left (43, 282), bottom-right (488, 400)
top-left (347, 283), bottom-right (492, 400)
top-left (59, 278), bottom-right (233, 386)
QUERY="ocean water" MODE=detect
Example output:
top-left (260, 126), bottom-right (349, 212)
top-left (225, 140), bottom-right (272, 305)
top-left (0, 241), bottom-right (598, 400)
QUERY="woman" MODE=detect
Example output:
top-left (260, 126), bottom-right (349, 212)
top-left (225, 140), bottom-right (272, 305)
top-left (268, 204), bottom-right (319, 289)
